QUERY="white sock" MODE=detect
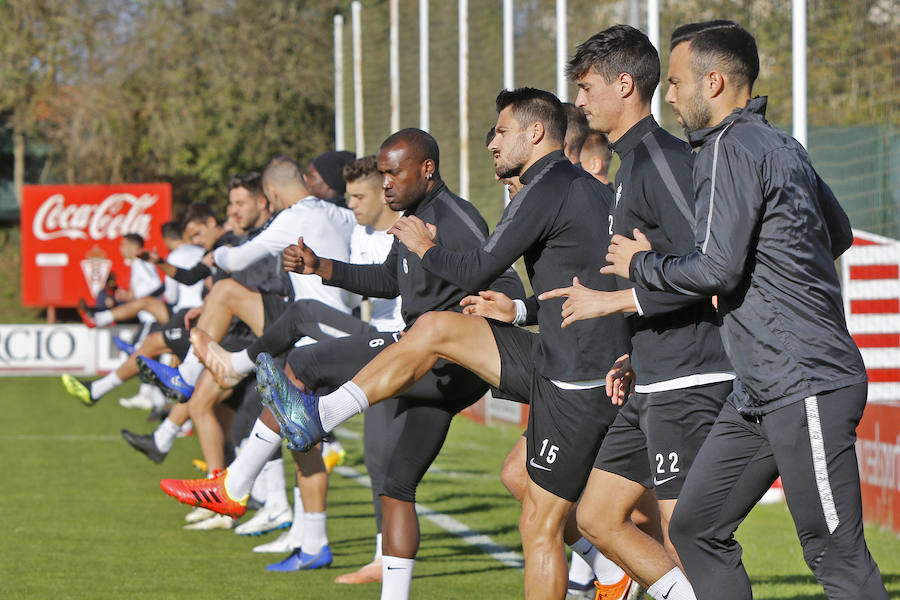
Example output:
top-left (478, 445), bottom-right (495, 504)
top-left (374, 532), bottom-right (383, 560)
top-left (231, 349), bottom-right (255, 375)
top-left (153, 417), bottom-right (180, 453)
top-left (264, 458), bottom-right (289, 512)
top-left (646, 567), bottom-right (697, 600)
top-left (381, 556), bottom-right (415, 600)
top-left (568, 550), bottom-right (596, 586)
top-left (285, 486), bottom-right (304, 540)
top-left (178, 348), bottom-right (205, 385)
top-left (302, 511), bottom-right (328, 554)
top-left (94, 310), bottom-right (115, 327)
top-left (90, 372), bottom-right (122, 399)
top-left (225, 419), bottom-right (281, 499)
top-left (570, 537), bottom-right (626, 585)
top-left (249, 458), bottom-right (268, 506)
top-left (319, 381), bottom-right (370, 432)
top-left (143, 384), bottom-right (167, 409)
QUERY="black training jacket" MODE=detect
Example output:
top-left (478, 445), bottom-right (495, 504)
top-left (611, 116), bottom-right (731, 387)
top-left (421, 150), bottom-right (631, 382)
top-left (326, 180), bottom-right (525, 326)
top-left (630, 98), bottom-right (865, 414)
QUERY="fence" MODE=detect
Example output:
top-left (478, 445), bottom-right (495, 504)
top-left (331, 0), bottom-right (899, 232)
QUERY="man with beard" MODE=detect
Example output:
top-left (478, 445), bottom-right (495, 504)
top-left (157, 128), bottom-right (526, 599)
top-left (604, 20), bottom-right (887, 600)
top-left (235, 89), bottom-right (630, 600)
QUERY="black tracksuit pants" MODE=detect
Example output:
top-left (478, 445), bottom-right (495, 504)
top-left (669, 381), bottom-right (887, 600)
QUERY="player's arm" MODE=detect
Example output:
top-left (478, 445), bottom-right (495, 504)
top-left (813, 171), bottom-right (853, 258)
top-left (608, 145), bottom-right (764, 297)
top-left (284, 236), bottom-right (401, 299)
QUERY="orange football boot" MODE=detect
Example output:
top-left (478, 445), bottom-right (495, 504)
top-left (594, 574), bottom-right (635, 600)
top-left (160, 469), bottom-right (248, 518)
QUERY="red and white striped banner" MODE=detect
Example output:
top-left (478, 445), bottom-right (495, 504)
top-left (841, 229), bottom-right (900, 401)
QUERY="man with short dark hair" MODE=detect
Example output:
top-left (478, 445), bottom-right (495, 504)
top-left (244, 90), bottom-right (629, 600)
top-left (538, 24), bottom-right (736, 600)
top-left (604, 20), bottom-right (888, 600)
top-left (158, 129), bottom-right (525, 599)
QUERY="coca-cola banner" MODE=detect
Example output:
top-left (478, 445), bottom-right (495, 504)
top-left (21, 184), bottom-right (172, 307)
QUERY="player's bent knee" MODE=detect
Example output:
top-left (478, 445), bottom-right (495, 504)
top-left (666, 500), bottom-right (697, 552)
top-left (406, 311), bottom-right (457, 347)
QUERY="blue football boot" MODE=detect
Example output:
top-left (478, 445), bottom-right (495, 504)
top-left (266, 545), bottom-right (333, 572)
top-left (136, 355), bottom-right (194, 403)
top-left (255, 353), bottom-right (326, 452)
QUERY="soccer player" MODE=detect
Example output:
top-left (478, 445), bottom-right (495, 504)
top-left (159, 129), bottom-right (525, 598)
top-left (136, 153), bottom-right (357, 403)
top-left (603, 20), bottom-right (888, 600)
top-left (578, 130), bottom-right (613, 187)
top-left (253, 91), bottom-right (630, 600)
top-left (536, 25), bottom-right (735, 600)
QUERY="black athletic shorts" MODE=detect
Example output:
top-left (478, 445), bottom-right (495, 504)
top-left (287, 330), bottom-right (487, 502)
top-left (261, 292), bottom-right (291, 330)
top-left (593, 379), bottom-right (731, 500)
top-left (488, 321), bottom-right (619, 502)
top-left (159, 308), bottom-right (193, 360)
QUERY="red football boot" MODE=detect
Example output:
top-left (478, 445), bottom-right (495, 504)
top-left (160, 469), bottom-right (248, 518)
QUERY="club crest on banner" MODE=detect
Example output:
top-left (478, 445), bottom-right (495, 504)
top-left (80, 246), bottom-right (112, 300)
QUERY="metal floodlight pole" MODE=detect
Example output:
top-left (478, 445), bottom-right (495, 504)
top-left (556, 0), bottom-right (567, 102)
top-left (792, 0), bottom-right (808, 148)
top-left (390, 0), bottom-right (400, 133)
top-left (503, 0), bottom-right (514, 91)
top-left (503, 0), bottom-right (514, 205)
top-left (333, 14), bottom-right (345, 151)
top-left (459, 0), bottom-right (470, 200)
top-left (647, 0), bottom-right (660, 120)
top-left (419, 0), bottom-right (430, 132)
top-left (351, 1), bottom-right (365, 156)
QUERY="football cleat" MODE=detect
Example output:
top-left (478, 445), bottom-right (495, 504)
top-left (137, 356), bottom-right (194, 403)
top-left (113, 335), bottom-right (136, 355)
top-left (321, 440), bottom-right (346, 474)
top-left (121, 429), bottom-right (168, 463)
top-left (255, 353), bottom-right (325, 452)
top-left (160, 469), bottom-right (248, 518)
top-left (566, 580), bottom-right (597, 600)
top-left (61, 374), bottom-right (97, 406)
top-left (191, 329), bottom-right (244, 389)
top-left (253, 530), bottom-right (303, 554)
top-left (593, 574), bottom-right (635, 600)
top-left (334, 559), bottom-right (383, 584)
top-left (118, 393), bottom-right (155, 410)
top-left (76, 299), bottom-right (98, 328)
top-left (266, 545), bottom-right (333, 572)
top-left (234, 506), bottom-right (292, 536)
top-left (185, 506), bottom-right (216, 524)
top-left (183, 513), bottom-right (235, 530)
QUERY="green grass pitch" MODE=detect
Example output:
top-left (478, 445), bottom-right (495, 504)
top-left (1, 376), bottom-right (897, 598)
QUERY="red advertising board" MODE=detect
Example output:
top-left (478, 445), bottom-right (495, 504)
top-left (20, 184), bottom-right (172, 307)
top-left (857, 401), bottom-right (900, 534)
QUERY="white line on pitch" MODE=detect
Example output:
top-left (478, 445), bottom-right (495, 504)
top-left (0, 434), bottom-right (121, 441)
top-left (333, 465), bottom-right (524, 570)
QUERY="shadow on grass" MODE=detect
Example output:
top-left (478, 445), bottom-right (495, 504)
top-left (749, 572), bottom-right (899, 598)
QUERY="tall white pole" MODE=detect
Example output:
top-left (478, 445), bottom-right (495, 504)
top-left (502, 0), bottom-right (514, 205)
top-left (389, 0), bottom-right (400, 133)
top-left (647, 0), bottom-right (660, 121)
top-left (351, 1), bottom-right (365, 156)
top-left (792, 0), bottom-right (807, 148)
top-left (556, 0), bottom-right (567, 102)
top-left (419, 0), bottom-right (430, 131)
top-left (503, 0), bottom-right (514, 91)
top-left (334, 15), bottom-right (345, 150)
top-left (458, 0), bottom-right (469, 200)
